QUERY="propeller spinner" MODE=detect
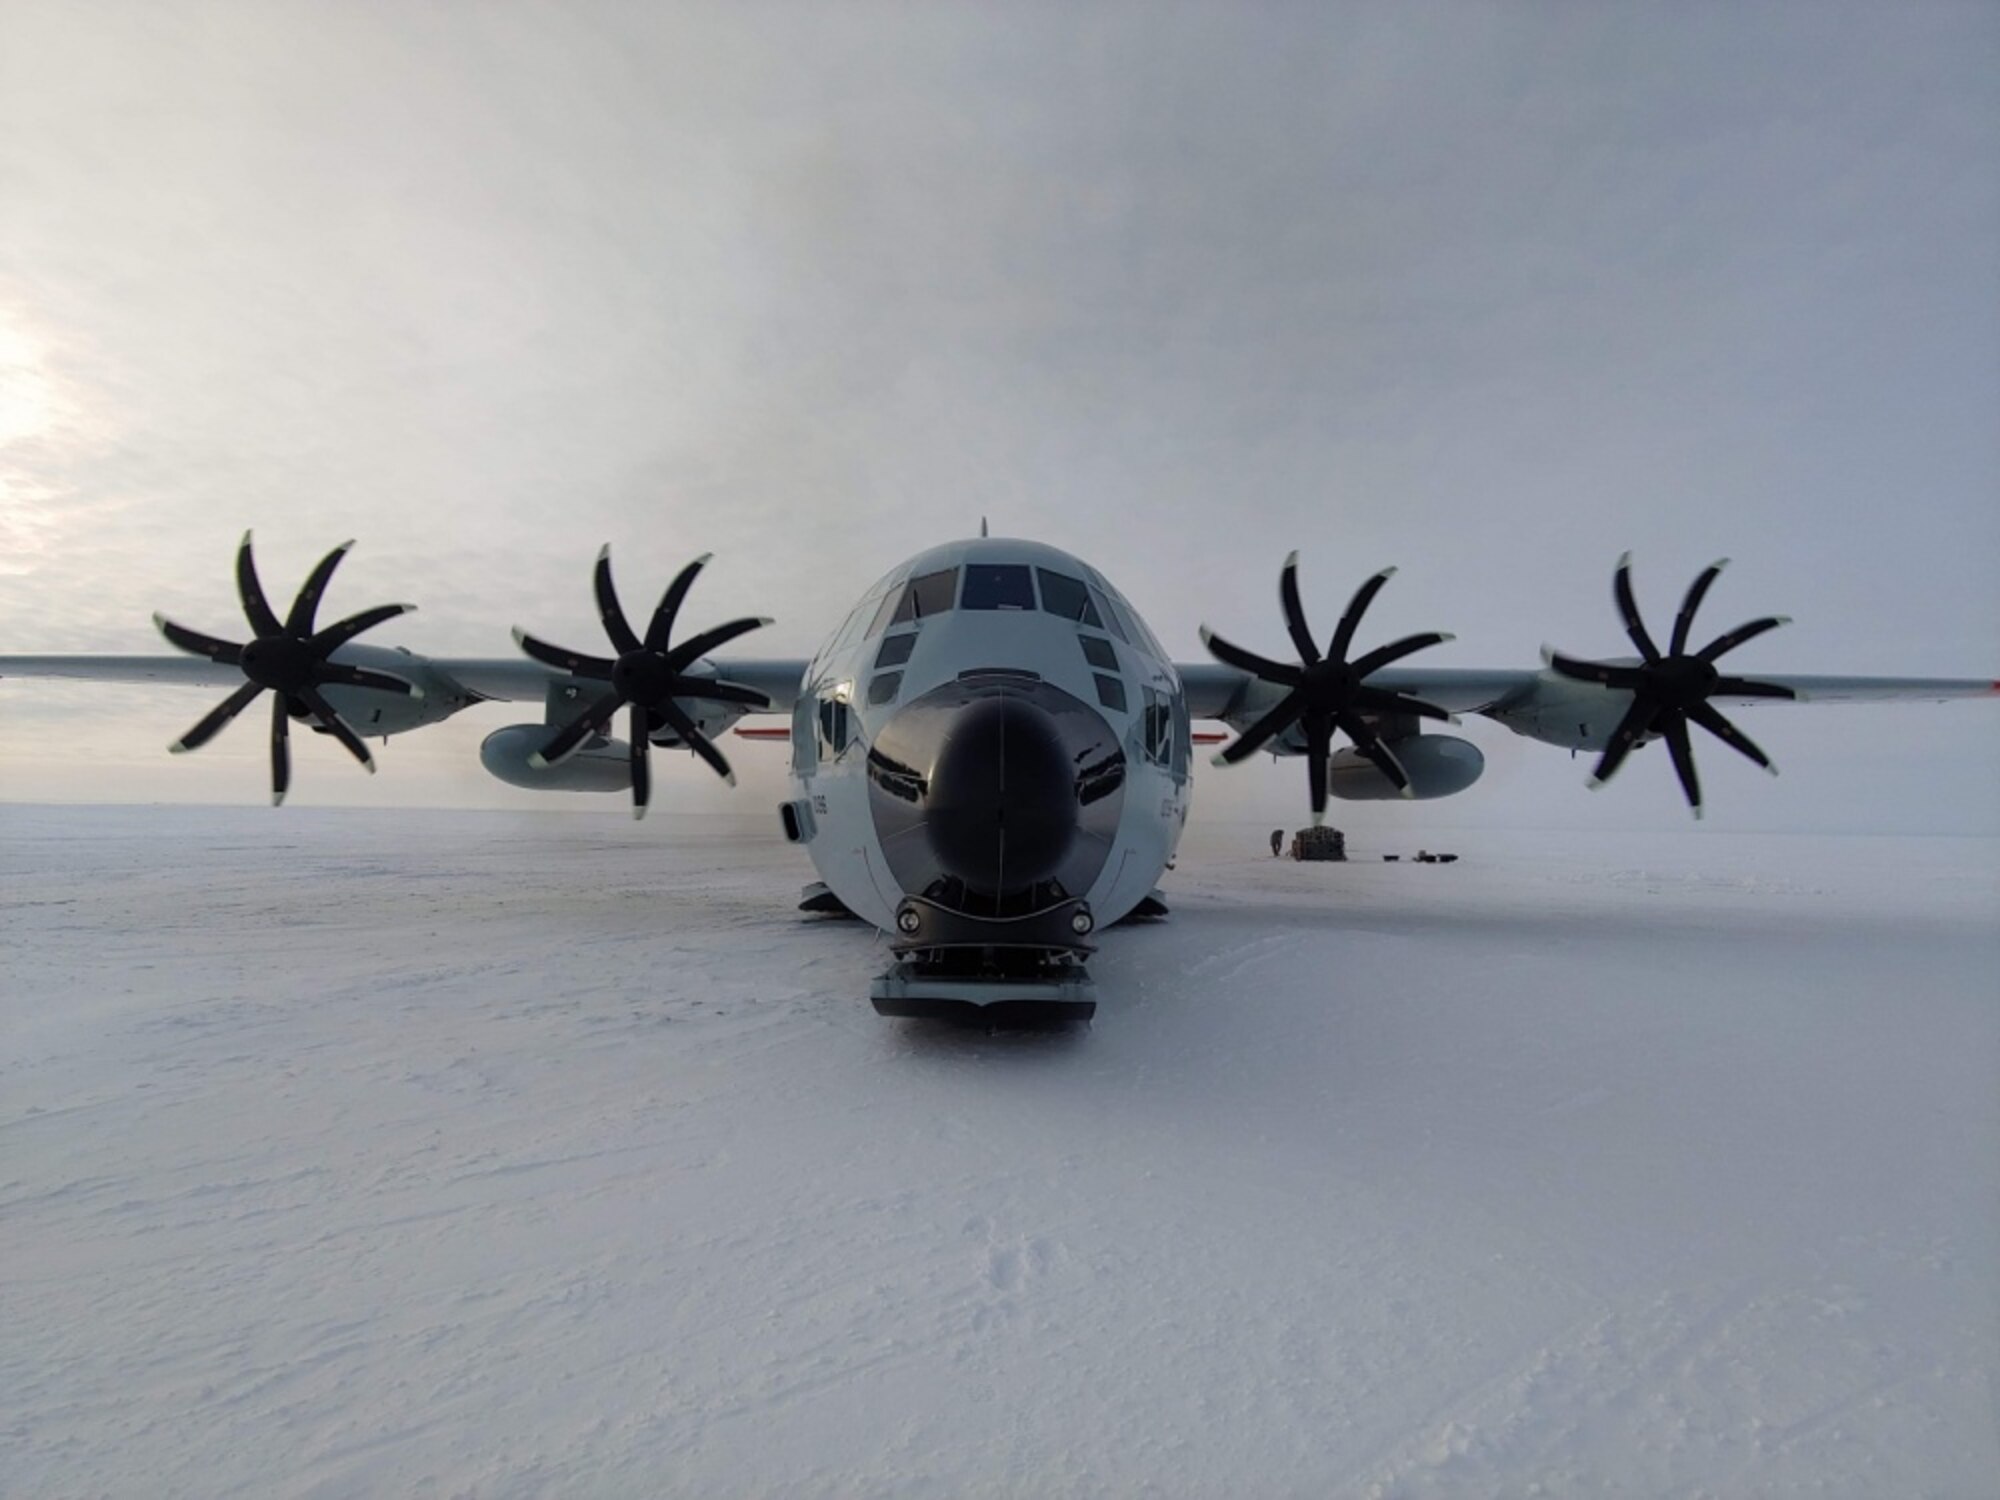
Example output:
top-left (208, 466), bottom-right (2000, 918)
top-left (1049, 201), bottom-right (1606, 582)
top-left (1203, 553), bottom-right (1456, 823)
top-left (1546, 553), bottom-right (1795, 817)
top-left (513, 547), bottom-right (772, 819)
top-left (154, 532), bottom-right (421, 804)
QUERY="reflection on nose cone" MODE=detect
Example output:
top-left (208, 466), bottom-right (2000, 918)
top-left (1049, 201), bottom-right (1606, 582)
top-left (925, 695), bottom-right (1078, 890)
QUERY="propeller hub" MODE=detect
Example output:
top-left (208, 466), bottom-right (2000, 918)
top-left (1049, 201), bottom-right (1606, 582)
top-left (239, 635), bottom-right (315, 694)
top-left (612, 650), bottom-right (677, 706)
top-left (1302, 659), bottom-right (1357, 702)
top-left (1647, 655), bottom-right (1719, 710)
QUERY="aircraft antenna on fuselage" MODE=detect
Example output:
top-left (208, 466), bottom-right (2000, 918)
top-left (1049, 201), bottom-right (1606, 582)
top-left (980, 516), bottom-right (989, 537)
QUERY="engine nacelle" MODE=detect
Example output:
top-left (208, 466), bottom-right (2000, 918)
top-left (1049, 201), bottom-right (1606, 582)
top-left (480, 724), bottom-right (631, 793)
top-left (1329, 734), bottom-right (1484, 801)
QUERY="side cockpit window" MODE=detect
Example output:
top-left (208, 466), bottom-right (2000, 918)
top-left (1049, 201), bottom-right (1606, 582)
top-left (891, 568), bottom-right (958, 626)
top-left (1037, 569), bottom-right (1103, 626)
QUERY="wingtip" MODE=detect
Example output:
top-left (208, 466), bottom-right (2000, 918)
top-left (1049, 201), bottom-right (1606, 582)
top-left (1208, 750), bottom-right (1231, 768)
top-left (239, 528), bottom-right (255, 549)
top-left (596, 542), bottom-right (613, 563)
top-left (527, 751), bottom-right (549, 772)
top-left (1615, 549), bottom-right (1633, 570)
top-left (1282, 549), bottom-right (1299, 571)
top-left (1691, 804), bottom-right (1705, 822)
top-left (1197, 623), bottom-right (1215, 646)
top-left (168, 740), bottom-right (189, 755)
top-left (271, 791), bottom-right (286, 808)
top-left (337, 538), bottom-right (357, 554)
top-left (510, 625), bottom-right (529, 646)
top-left (694, 551), bottom-right (715, 567)
top-left (1378, 564), bottom-right (1400, 581)
top-left (1765, 763), bottom-right (1781, 778)
top-left (1436, 630), bottom-right (1456, 643)
top-left (1586, 776), bottom-right (1606, 791)
top-left (632, 804), bottom-right (648, 821)
top-left (724, 770), bottom-right (739, 788)
top-left (1398, 784), bottom-right (1416, 800)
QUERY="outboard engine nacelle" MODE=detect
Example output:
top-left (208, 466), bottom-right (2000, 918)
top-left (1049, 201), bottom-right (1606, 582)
top-left (1329, 734), bottom-right (1484, 801)
top-left (480, 724), bottom-right (630, 793)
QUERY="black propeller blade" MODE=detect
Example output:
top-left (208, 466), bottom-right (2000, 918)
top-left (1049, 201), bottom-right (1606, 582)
top-left (155, 533), bottom-right (421, 804)
top-left (1202, 552), bottom-right (1456, 825)
top-left (514, 546), bottom-right (773, 819)
top-left (1546, 553), bottom-right (1794, 818)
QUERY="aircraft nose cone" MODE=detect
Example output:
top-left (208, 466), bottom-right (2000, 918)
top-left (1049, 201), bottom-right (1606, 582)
top-left (925, 694), bottom-right (1078, 892)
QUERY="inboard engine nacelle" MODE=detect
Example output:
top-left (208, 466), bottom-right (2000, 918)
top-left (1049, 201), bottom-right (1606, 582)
top-left (1328, 734), bottom-right (1484, 800)
top-left (480, 724), bottom-right (630, 792)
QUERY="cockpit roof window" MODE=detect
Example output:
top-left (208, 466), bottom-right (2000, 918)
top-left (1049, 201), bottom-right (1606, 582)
top-left (1101, 583), bottom-right (1164, 658)
top-left (962, 563), bottom-right (1036, 611)
top-left (1036, 569), bottom-right (1103, 626)
top-left (889, 568), bottom-right (958, 626)
top-left (1086, 583), bottom-right (1127, 643)
top-left (864, 587), bottom-right (902, 639)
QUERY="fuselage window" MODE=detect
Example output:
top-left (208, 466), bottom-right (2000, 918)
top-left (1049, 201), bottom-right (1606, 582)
top-left (1037, 569), bottom-right (1103, 626)
top-left (867, 673), bottom-right (902, 706)
top-left (1077, 634), bottom-right (1118, 671)
top-left (1095, 674), bottom-right (1128, 714)
top-left (817, 696), bottom-right (853, 758)
top-left (962, 563), bottom-right (1035, 611)
top-left (874, 632), bottom-right (918, 669)
top-left (1141, 686), bottom-right (1173, 766)
top-left (891, 568), bottom-right (958, 625)
top-left (793, 691), bottom-right (819, 774)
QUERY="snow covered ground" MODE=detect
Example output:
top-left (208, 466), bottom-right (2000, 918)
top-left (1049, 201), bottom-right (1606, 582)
top-left (3, 804), bottom-right (1995, 1498)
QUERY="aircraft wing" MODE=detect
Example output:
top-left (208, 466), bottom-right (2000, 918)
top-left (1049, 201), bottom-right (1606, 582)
top-left (0, 654), bottom-right (246, 688)
top-left (1178, 663), bottom-right (1998, 721)
top-left (1177, 664), bottom-right (1540, 720)
top-left (0, 652), bottom-right (809, 711)
top-left (1710, 674), bottom-right (1998, 705)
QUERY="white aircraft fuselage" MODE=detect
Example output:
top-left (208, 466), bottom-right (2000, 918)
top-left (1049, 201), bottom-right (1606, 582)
top-left (785, 538), bottom-right (1192, 933)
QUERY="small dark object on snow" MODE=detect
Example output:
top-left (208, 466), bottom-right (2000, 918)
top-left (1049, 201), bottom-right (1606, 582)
top-left (1413, 851), bottom-right (1460, 864)
top-left (1288, 826), bottom-right (1347, 861)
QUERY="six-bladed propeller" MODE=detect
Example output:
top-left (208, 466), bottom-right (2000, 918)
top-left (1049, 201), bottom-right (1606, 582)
top-left (1202, 552), bottom-right (1456, 824)
top-left (1545, 553), bottom-right (1795, 818)
top-left (512, 547), bottom-right (773, 819)
top-left (154, 532), bottom-right (421, 804)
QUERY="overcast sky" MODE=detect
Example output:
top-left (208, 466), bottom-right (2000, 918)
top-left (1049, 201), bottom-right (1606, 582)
top-left (2, 1), bottom-right (1995, 834)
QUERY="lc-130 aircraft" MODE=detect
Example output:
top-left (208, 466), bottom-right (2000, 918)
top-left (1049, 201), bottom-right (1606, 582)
top-left (3, 533), bottom-right (1993, 1020)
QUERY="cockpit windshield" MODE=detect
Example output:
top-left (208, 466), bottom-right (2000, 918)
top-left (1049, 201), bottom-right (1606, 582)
top-left (962, 564), bottom-right (1035, 611)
